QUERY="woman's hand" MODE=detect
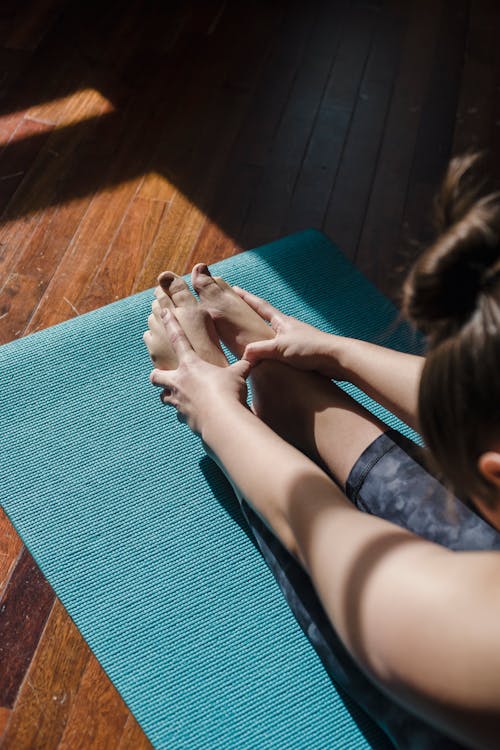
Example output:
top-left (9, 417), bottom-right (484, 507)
top-left (233, 286), bottom-right (345, 379)
top-left (149, 309), bottom-right (252, 435)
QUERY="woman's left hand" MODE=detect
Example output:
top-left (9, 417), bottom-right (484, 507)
top-left (150, 309), bottom-right (252, 435)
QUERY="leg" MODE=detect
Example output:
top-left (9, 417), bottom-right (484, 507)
top-left (189, 263), bottom-right (386, 488)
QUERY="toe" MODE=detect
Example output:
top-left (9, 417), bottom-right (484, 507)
top-left (191, 263), bottom-right (220, 298)
top-left (158, 271), bottom-right (197, 307)
top-left (214, 276), bottom-right (234, 294)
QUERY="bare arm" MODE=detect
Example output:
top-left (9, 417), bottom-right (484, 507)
top-left (332, 336), bottom-right (424, 432)
top-left (235, 287), bottom-right (424, 432)
top-left (202, 403), bottom-right (500, 750)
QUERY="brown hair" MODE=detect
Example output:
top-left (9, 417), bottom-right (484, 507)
top-left (402, 153), bottom-right (500, 505)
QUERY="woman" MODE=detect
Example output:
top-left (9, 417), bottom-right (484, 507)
top-left (144, 154), bottom-right (500, 749)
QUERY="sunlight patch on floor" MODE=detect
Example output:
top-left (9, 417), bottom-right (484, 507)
top-left (0, 87), bottom-right (115, 146)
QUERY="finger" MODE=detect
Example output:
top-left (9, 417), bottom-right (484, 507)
top-left (154, 285), bottom-right (167, 300)
top-left (230, 358), bottom-right (253, 380)
top-left (160, 388), bottom-right (173, 405)
top-left (231, 286), bottom-right (282, 327)
top-left (147, 312), bottom-right (167, 338)
top-left (150, 367), bottom-right (175, 388)
top-left (161, 309), bottom-right (196, 360)
top-left (143, 329), bottom-right (155, 353)
top-left (243, 339), bottom-right (280, 363)
top-left (152, 295), bottom-right (173, 319)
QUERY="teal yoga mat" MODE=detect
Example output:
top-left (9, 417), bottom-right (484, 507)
top-left (0, 230), bottom-right (422, 749)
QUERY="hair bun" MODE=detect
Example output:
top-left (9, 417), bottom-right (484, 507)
top-left (402, 153), bottom-right (500, 344)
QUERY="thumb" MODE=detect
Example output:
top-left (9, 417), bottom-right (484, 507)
top-left (230, 358), bottom-right (253, 380)
top-left (243, 338), bottom-right (280, 363)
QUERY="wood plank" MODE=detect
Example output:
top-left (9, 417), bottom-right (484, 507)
top-left (0, 111), bottom-right (23, 147)
top-left (452, 0), bottom-right (499, 155)
top-left (25, 2), bottom-right (223, 316)
top-left (0, 600), bottom-right (89, 749)
top-left (0, 270), bottom-right (46, 343)
top-left (0, 0), bottom-right (19, 46)
top-left (0, 548), bottom-right (55, 708)
top-left (25, 176), bottom-right (142, 330)
top-left (135, 191), bottom-right (209, 287)
top-left (194, 1), bottom-right (335, 260)
top-left (136, 2), bottom-right (277, 285)
top-left (193, 2), bottom-right (304, 258)
top-left (25, 18), bottom-right (201, 316)
top-left (57, 656), bottom-right (130, 750)
top-left (0, 117), bottom-right (54, 214)
top-left (137, 172), bottom-right (177, 203)
top-left (0, 3), bottom-right (203, 340)
top-left (0, 186), bottom-right (102, 344)
top-left (6, 0), bottom-right (63, 52)
top-left (0, 6), bottom-right (92, 118)
top-left (139, 1), bottom-right (191, 56)
top-left (117, 714), bottom-right (153, 750)
top-left (185, 1), bottom-right (229, 36)
top-left (240, 0), bottom-right (353, 249)
top-left (323, 1), bottom-right (406, 261)
top-left (217, 0), bottom-right (298, 171)
top-left (0, 49), bottom-right (31, 138)
top-left (0, 91), bottom-right (113, 284)
top-left (0, 109), bottom-right (120, 344)
top-left (0, 707), bottom-right (10, 740)
top-left (78, 196), bottom-right (167, 310)
top-left (399, 0), bottom-right (468, 264)
top-left (283, 0), bottom-right (375, 235)
top-left (356, 0), bottom-right (443, 297)
top-left (0, 509), bottom-right (23, 600)
top-left (0, 181), bottom-right (91, 337)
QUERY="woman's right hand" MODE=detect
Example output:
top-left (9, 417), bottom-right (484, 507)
top-left (233, 286), bottom-right (346, 380)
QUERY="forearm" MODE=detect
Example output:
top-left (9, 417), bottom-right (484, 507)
top-left (202, 402), bottom-right (332, 564)
top-left (324, 335), bottom-right (424, 431)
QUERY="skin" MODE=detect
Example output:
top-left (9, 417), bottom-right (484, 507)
top-left (144, 265), bottom-right (500, 750)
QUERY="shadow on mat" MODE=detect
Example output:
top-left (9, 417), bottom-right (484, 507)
top-left (199, 455), bottom-right (259, 553)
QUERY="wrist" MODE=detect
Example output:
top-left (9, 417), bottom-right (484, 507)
top-left (317, 332), bottom-right (349, 378)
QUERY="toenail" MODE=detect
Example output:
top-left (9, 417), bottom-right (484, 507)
top-left (158, 273), bottom-right (174, 289)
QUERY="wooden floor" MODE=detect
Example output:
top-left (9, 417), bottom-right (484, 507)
top-left (1, 0), bottom-right (499, 747)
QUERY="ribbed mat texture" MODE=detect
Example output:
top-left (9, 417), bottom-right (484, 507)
top-left (0, 230), bottom-right (422, 749)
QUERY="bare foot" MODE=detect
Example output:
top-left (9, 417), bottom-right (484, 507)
top-left (143, 272), bottom-right (227, 369)
top-left (190, 264), bottom-right (274, 358)
top-left (189, 264), bottom-right (326, 461)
